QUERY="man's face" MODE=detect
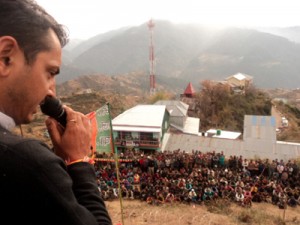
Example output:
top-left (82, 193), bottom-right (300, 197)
top-left (7, 29), bottom-right (62, 125)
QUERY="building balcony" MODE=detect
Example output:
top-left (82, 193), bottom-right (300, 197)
top-left (114, 138), bottom-right (160, 148)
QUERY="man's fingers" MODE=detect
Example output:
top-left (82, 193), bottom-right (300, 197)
top-left (45, 117), bottom-right (61, 146)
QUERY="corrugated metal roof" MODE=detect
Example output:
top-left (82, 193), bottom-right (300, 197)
top-left (112, 105), bottom-right (166, 130)
top-left (154, 100), bottom-right (188, 117)
top-left (226, 72), bottom-right (253, 81)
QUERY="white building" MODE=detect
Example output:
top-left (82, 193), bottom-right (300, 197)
top-left (154, 100), bottom-right (200, 135)
top-left (112, 105), bottom-right (170, 152)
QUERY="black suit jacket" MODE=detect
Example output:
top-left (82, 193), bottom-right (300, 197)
top-left (0, 126), bottom-right (112, 225)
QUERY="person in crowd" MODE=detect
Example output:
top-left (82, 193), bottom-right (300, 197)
top-left (0, 1), bottom-right (111, 224)
top-left (165, 191), bottom-right (175, 203)
top-left (219, 152), bottom-right (225, 168)
top-left (271, 160), bottom-right (279, 179)
top-left (147, 155), bottom-right (155, 174)
top-left (248, 159), bottom-right (258, 176)
top-left (188, 189), bottom-right (197, 203)
top-left (243, 187), bottom-right (252, 207)
top-left (133, 172), bottom-right (141, 191)
top-left (235, 186), bottom-right (245, 204)
top-left (277, 161), bottom-right (285, 179)
top-left (156, 190), bottom-right (165, 204)
top-left (242, 158), bottom-right (249, 171)
top-left (278, 190), bottom-right (287, 209)
top-left (146, 195), bottom-right (154, 205)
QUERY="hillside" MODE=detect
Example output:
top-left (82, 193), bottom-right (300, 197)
top-left (258, 26), bottom-right (300, 43)
top-left (56, 73), bottom-right (187, 97)
top-left (265, 88), bottom-right (300, 109)
top-left (58, 21), bottom-right (300, 89)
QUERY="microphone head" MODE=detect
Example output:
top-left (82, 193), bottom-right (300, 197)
top-left (40, 96), bottom-right (66, 127)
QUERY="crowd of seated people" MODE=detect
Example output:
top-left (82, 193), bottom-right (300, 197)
top-left (94, 149), bottom-right (300, 209)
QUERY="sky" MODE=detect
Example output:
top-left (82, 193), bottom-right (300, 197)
top-left (36, 0), bottom-right (300, 40)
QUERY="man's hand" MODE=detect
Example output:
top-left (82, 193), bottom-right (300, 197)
top-left (46, 106), bottom-right (91, 162)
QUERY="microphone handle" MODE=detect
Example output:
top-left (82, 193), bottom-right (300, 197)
top-left (56, 110), bottom-right (67, 127)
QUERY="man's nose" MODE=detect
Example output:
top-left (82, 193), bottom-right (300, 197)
top-left (47, 79), bottom-right (56, 96)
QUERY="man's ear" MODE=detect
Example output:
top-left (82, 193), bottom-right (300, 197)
top-left (0, 36), bottom-right (18, 77)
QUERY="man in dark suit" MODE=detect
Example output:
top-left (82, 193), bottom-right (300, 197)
top-left (0, 0), bottom-right (112, 224)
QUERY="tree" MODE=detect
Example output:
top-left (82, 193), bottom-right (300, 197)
top-left (147, 91), bottom-right (175, 104)
top-left (194, 80), bottom-right (271, 132)
top-left (194, 80), bottom-right (231, 129)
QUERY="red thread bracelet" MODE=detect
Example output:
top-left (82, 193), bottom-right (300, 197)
top-left (66, 156), bottom-right (95, 166)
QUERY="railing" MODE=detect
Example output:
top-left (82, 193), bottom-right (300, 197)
top-left (114, 139), bottom-right (160, 148)
top-left (139, 140), bottom-right (159, 147)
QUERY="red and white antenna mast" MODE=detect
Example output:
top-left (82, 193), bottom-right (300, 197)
top-left (148, 19), bottom-right (156, 94)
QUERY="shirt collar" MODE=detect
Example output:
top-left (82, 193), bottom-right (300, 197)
top-left (0, 112), bottom-right (16, 130)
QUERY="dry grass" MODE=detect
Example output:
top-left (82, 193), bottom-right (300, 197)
top-left (106, 200), bottom-right (300, 225)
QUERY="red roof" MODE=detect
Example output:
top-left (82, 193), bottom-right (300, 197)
top-left (184, 82), bottom-right (196, 95)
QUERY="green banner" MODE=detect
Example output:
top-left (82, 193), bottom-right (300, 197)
top-left (95, 104), bottom-right (112, 153)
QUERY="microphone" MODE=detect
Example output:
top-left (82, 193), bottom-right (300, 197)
top-left (40, 96), bottom-right (67, 127)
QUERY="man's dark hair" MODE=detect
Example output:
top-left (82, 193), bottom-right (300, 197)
top-left (0, 0), bottom-right (68, 64)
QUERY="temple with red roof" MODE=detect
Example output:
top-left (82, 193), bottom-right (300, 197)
top-left (182, 82), bottom-right (196, 98)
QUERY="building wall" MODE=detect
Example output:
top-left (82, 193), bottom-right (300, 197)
top-left (275, 142), bottom-right (300, 160)
top-left (163, 133), bottom-right (300, 160)
top-left (170, 116), bottom-right (184, 128)
top-left (161, 111), bottom-right (170, 141)
top-left (163, 115), bottom-right (300, 160)
top-left (243, 115), bottom-right (276, 142)
top-left (227, 77), bottom-right (244, 87)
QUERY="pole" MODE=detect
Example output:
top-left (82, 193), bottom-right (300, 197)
top-left (107, 103), bottom-right (125, 225)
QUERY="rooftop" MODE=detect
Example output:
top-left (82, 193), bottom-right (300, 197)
top-left (205, 129), bottom-right (241, 139)
top-left (226, 73), bottom-right (253, 81)
top-left (112, 105), bottom-right (166, 132)
top-left (155, 100), bottom-right (188, 117)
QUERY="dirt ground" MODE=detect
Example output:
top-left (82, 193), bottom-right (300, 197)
top-left (105, 200), bottom-right (300, 225)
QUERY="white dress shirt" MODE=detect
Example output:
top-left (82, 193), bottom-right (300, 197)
top-left (0, 112), bottom-right (16, 130)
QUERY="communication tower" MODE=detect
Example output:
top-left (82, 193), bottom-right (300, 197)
top-left (148, 19), bottom-right (156, 94)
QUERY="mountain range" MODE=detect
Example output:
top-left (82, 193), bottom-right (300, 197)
top-left (58, 20), bottom-right (300, 93)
